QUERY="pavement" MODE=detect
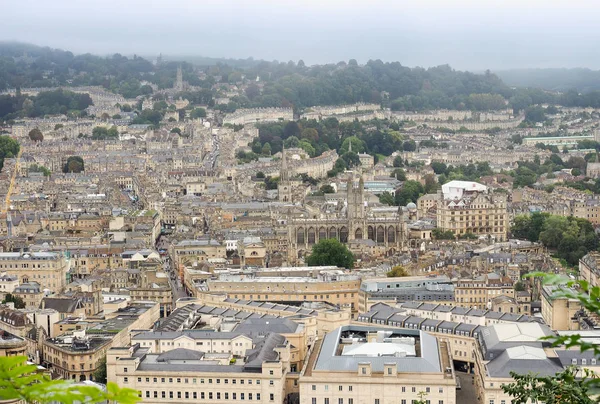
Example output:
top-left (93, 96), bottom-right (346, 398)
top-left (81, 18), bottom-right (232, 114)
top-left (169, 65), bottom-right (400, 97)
top-left (455, 371), bottom-right (479, 404)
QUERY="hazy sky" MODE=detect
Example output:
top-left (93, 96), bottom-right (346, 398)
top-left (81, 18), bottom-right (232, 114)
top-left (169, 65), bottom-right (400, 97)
top-left (2, 0), bottom-right (600, 70)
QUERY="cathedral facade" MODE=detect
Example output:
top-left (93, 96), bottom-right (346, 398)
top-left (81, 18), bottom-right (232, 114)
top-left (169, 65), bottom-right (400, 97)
top-left (287, 176), bottom-right (407, 262)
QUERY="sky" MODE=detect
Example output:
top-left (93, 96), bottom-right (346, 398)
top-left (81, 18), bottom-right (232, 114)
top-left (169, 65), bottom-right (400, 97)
top-left (2, 0), bottom-right (600, 70)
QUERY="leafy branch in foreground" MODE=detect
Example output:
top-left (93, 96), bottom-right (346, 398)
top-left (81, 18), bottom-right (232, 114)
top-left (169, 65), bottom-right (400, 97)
top-left (500, 273), bottom-right (600, 403)
top-left (0, 355), bottom-right (139, 404)
top-left (502, 367), bottom-right (596, 404)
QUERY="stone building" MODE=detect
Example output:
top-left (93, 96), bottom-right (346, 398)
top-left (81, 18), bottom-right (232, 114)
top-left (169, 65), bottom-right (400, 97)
top-left (436, 180), bottom-right (508, 241)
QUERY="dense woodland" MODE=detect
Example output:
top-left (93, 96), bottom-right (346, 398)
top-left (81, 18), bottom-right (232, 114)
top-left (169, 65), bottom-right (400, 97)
top-left (4, 42), bottom-right (600, 123)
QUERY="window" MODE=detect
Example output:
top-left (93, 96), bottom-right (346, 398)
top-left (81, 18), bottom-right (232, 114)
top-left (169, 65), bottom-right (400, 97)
top-left (324, 399), bottom-right (330, 404)
top-left (439, 388), bottom-right (443, 394)
top-left (137, 377), bottom-right (141, 382)
top-left (439, 401), bottom-right (444, 404)
top-left (145, 392), bottom-right (150, 398)
top-left (339, 399), bottom-right (344, 404)
top-left (193, 393), bottom-right (197, 399)
top-left (177, 378), bottom-right (181, 383)
top-left (123, 377), bottom-right (128, 383)
top-left (402, 387), bottom-right (406, 393)
top-left (269, 370), bottom-right (274, 375)
top-left (501, 401), bottom-right (506, 404)
top-left (489, 400), bottom-right (494, 404)
top-left (257, 380), bottom-right (261, 385)
top-left (123, 368), bottom-right (128, 373)
top-left (177, 392), bottom-right (181, 399)
top-left (162, 392), bottom-right (166, 398)
top-left (361, 367), bottom-right (366, 374)
top-left (201, 393), bottom-right (205, 399)
top-left (402, 401), bottom-right (406, 404)
top-left (209, 393), bottom-right (213, 399)
top-left (257, 393), bottom-right (261, 400)
top-left (153, 378), bottom-right (157, 383)
top-left (349, 400), bottom-right (354, 404)
top-left (270, 380), bottom-right (274, 386)
top-left (241, 393), bottom-right (245, 400)
top-left (339, 386), bottom-right (343, 391)
top-left (412, 387), bottom-right (416, 393)
top-left (169, 392), bottom-right (173, 399)
top-left (185, 392), bottom-right (189, 399)
top-left (312, 385), bottom-right (316, 391)
top-left (225, 393), bottom-right (229, 400)
top-left (349, 386), bottom-right (352, 392)
top-left (153, 392), bottom-right (157, 398)
top-left (375, 400), bottom-right (380, 404)
top-left (218, 393), bottom-right (221, 399)
top-left (146, 378), bottom-right (150, 383)
top-left (426, 387), bottom-right (430, 393)
top-left (312, 399), bottom-right (317, 404)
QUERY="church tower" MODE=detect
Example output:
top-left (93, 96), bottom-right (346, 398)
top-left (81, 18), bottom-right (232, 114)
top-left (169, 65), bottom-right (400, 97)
top-left (175, 66), bottom-right (184, 92)
top-left (278, 146), bottom-right (293, 203)
top-left (347, 175), bottom-right (365, 240)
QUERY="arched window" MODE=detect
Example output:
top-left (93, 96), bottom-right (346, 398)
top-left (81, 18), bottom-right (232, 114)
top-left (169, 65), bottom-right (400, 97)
top-left (340, 227), bottom-right (349, 243)
top-left (355, 228), bottom-right (363, 240)
top-left (307, 228), bottom-right (316, 244)
top-left (377, 226), bottom-right (385, 243)
top-left (388, 226), bottom-right (396, 243)
top-left (319, 227), bottom-right (327, 241)
top-left (329, 227), bottom-right (337, 239)
top-left (297, 228), bottom-right (305, 244)
top-left (368, 226), bottom-right (375, 241)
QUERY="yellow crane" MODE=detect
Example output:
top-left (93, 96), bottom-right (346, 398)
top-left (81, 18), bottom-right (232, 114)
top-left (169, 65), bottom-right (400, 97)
top-left (3, 147), bottom-right (23, 215)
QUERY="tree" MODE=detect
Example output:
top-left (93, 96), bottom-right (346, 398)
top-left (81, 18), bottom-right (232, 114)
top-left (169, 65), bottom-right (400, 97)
top-left (0, 136), bottom-right (20, 172)
top-left (256, 171), bottom-right (265, 179)
top-left (431, 161), bottom-right (447, 175)
top-left (54, 124), bottom-right (63, 130)
top-left (93, 356), bottom-right (107, 384)
top-left (502, 276), bottom-right (600, 403)
top-left (432, 228), bottom-right (455, 240)
top-left (393, 156), bottom-right (404, 167)
top-left (29, 164), bottom-right (51, 177)
top-left (63, 156), bottom-right (84, 173)
top-left (387, 265), bottom-right (409, 277)
top-left (320, 184), bottom-right (335, 194)
top-left (2, 294), bottom-right (25, 309)
top-left (514, 281), bottom-right (526, 292)
top-left (395, 180), bottom-right (424, 206)
top-left (402, 140), bottom-right (417, 151)
top-left (379, 191), bottom-right (395, 206)
top-left (170, 127), bottom-right (181, 135)
top-left (284, 136), bottom-right (300, 148)
top-left (341, 152), bottom-right (361, 168)
top-left (391, 168), bottom-right (407, 181)
top-left (306, 238), bottom-right (354, 269)
top-left (0, 355), bottom-right (139, 404)
top-left (261, 142), bottom-right (272, 156)
top-left (28, 128), bottom-right (43, 142)
top-left (190, 108), bottom-right (207, 119)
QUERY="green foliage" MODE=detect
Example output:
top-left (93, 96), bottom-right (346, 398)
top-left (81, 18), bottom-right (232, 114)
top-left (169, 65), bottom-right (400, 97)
top-left (236, 150), bottom-right (259, 164)
top-left (502, 367), bottom-right (594, 404)
top-left (402, 140), bottom-right (416, 151)
top-left (0, 135), bottom-right (19, 172)
top-left (379, 191), bottom-right (395, 206)
top-left (524, 105), bottom-right (547, 123)
top-left (511, 213), bottom-right (598, 266)
top-left (91, 126), bottom-right (118, 140)
top-left (170, 127), bottom-right (181, 135)
top-left (395, 180), bottom-right (424, 206)
top-left (393, 155), bottom-right (404, 167)
top-left (2, 293), bottom-right (25, 309)
top-left (63, 156), bottom-right (84, 173)
top-left (320, 184), bottom-right (335, 194)
top-left (132, 109), bottom-right (162, 126)
top-left (93, 356), bottom-right (107, 384)
top-left (264, 176), bottom-right (279, 190)
top-left (0, 355), bottom-right (139, 404)
top-left (514, 281), bottom-right (526, 292)
top-left (190, 107), bottom-right (207, 119)
top-left (432, 228), bottom-right (455, 240)
top-left (28, 128), bottom-right (43, 142)
top-left (391, 168), bottom-right (407, 181)
top-left (29, 164), bottom-right (51, 177)
top-left (256, 171), bottom-right (265, 179)
top-left (306, 238), bottom-right (354, 269)
top-left (387, 265), bottom-right (409, 277)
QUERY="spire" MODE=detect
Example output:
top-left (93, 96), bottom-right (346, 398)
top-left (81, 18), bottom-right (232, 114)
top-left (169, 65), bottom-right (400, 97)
top-left (280, 144), bottom-right (289, 182)
top-left (348, 138), bottom-right (352, 153)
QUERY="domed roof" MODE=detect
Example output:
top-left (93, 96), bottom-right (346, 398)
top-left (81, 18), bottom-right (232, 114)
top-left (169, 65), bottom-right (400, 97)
top-left (407, 202), bottom-right (417, 210)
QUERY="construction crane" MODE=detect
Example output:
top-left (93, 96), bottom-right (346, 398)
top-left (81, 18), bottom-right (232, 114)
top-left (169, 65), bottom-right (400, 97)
top-left (3, 147), bottom-right (23, 215)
